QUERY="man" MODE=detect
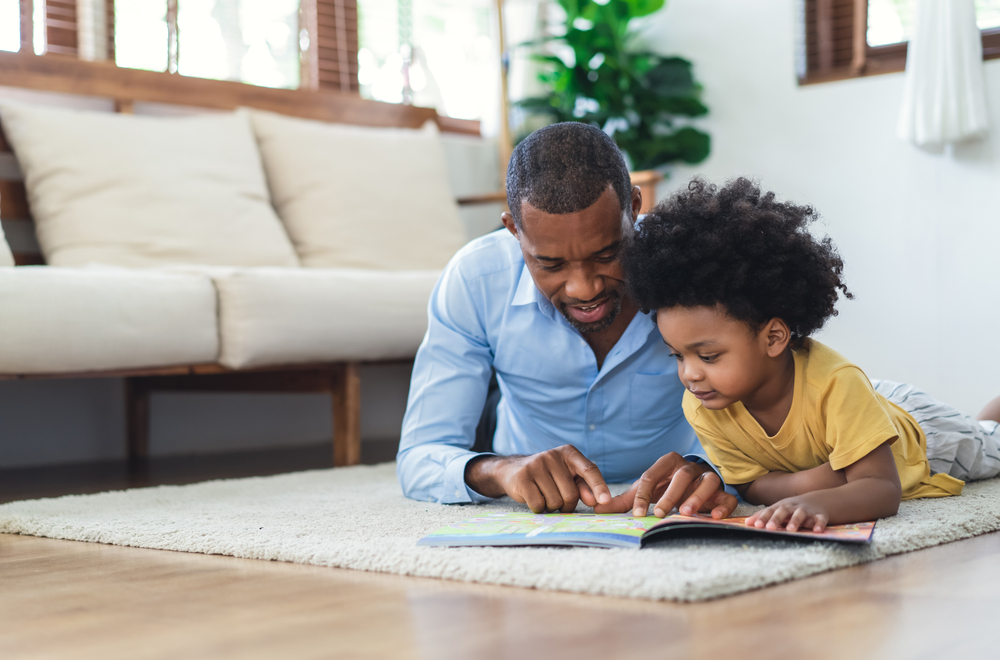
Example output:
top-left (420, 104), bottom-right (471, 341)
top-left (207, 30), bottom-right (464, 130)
top-left (397, 122), bottom-right (736, 519)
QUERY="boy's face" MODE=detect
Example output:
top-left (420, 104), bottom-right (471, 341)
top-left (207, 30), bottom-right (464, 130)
top-left (656, 305), bottom-right (781, 411)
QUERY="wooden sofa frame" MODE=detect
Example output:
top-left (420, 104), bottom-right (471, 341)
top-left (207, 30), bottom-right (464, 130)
top-left (0, 51), bottom-right (506, 467)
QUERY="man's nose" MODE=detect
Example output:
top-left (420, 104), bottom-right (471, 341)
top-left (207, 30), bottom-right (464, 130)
top-left (563, 264), bottom-right (603, 302)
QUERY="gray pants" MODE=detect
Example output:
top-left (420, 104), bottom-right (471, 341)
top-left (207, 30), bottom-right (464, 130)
top-left (872, 380), bottom-right (1000, 481)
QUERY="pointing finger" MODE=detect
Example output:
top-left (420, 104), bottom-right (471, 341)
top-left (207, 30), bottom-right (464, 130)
top-left (592, 483), bottom-right (635, 514)
top-left (563, 448), bottom-right (611, 505)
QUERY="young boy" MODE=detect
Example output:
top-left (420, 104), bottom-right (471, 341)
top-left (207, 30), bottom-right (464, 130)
top-left (621, 177), bottom-right (1000, 532)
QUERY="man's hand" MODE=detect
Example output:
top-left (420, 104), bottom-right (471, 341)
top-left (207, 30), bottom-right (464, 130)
top-left (745, 496), bottom-right (830, 533)
top-left (593, 452), bottom-right (737, 519)
top-left (465, 445), bottom-right (612, 513)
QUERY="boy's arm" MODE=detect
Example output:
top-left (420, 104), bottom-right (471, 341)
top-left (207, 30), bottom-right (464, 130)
top-left (735, 462), bottom-right (848, 503)
top-left (743, 443), bottom-right (902, 532)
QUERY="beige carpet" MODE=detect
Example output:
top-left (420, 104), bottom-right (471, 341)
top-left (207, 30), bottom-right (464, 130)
top-left (2, 462), bottom-right (999, 602)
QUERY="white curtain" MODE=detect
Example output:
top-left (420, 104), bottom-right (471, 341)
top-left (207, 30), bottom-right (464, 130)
top-left (897, 0), bottom-right (989, 147)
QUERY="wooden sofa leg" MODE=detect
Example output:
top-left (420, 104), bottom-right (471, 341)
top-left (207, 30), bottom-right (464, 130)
top-left (331, 362), bottom-right (362, 467)
top-left (124, 377), bottom-right (151, 464)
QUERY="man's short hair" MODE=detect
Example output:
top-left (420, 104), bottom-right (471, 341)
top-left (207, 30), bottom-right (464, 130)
top-left (506, 122), bottom-right (631, 229)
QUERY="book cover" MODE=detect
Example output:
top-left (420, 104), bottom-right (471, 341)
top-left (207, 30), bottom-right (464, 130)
top-left (417, 512), bottom-right (876, 549)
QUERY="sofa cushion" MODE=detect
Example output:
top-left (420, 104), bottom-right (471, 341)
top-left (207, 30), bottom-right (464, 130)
top-left (0, 104), bottom-right (299, 268)
top-left (0, 222), bottom-right (13, 267)
top-left (0, 267), bottom-right (219, 374)
top-left (249, 109), bottom-right (465, 270)
top-left (213, 268), bottom-right (440, 369)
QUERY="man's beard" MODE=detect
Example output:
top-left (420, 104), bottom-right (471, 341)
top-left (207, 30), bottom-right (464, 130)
top-left (558, 290), bottom-right (622, 334)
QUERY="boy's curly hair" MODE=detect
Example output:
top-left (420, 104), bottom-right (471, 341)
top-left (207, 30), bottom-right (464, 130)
top-left (622, 177), bottom-right (853, 345)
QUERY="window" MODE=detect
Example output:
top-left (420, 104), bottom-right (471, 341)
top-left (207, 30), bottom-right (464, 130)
top-left (176, 0), bottom-right (301, 88)
top-left (799, 0), bottom-right (1000, 85)
top-left (0, 0), bottom-right (20, 52)
top-left (114, 1), bottom-right (168, 71)
top-left (13, 0), bottom-right (357, 94)
top-left (868, 0), bottom-right (1000, 46)
top-left (357, 0), bottom-right (497, 122)
top-left (113, 0), bottom-right (300, 88)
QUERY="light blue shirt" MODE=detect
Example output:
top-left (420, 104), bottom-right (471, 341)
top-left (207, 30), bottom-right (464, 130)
top-left (397, 230), bottom-right (706, 504)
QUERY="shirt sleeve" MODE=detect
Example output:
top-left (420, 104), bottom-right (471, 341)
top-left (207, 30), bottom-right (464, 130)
top-left (396, 261), bottom-right (497, 504)
top-left (682, 394), bottom-right (769, 486)
top-left (822, 367), bottom-right (900, 471)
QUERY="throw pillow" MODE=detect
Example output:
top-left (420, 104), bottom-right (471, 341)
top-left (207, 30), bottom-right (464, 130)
top-left (0, 104), bottom-right (299, 268)
top-left (249, 109), bottom-right (465, 270)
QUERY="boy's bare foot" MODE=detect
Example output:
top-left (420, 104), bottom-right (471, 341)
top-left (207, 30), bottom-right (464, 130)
top-left (977, 395), bottom-right (1000, 423)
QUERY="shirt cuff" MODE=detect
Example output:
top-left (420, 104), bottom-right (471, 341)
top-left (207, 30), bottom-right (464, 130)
top-left (444, 451), bottom-right (498, 504)
top-left (683, 453), bottom-right (739, 498)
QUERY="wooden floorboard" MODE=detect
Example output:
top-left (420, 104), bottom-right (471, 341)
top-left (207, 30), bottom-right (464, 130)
top-left (1, 448), bottom-right (999, 659)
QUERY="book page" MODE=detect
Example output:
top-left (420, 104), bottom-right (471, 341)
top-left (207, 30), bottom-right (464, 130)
top-left (418, 512), bottom-right (659, 548)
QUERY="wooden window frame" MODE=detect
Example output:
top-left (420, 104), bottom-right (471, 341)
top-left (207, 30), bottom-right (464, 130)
top-left (800, 0), bottom-right (1000, 85)
top-left (17, 0), bottom-right (360, 94)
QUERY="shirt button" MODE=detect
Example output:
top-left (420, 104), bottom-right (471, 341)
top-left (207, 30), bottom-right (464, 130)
top-left (589, 424), bottom-right (596, 431)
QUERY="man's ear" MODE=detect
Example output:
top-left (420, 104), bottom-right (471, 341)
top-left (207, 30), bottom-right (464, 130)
top-left (630, 185), bottom-right (643, 221)
top-left (763, 318), bottom-right (791, 357)
top-left (501, 211), bottom-right (519, 239)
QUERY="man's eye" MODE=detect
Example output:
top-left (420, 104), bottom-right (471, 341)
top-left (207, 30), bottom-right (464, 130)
top-left (540, 263), bottom-right (563, 272)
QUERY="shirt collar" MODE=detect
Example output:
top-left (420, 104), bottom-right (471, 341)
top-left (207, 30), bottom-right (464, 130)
top-left (511, 264), bottom-right (557, 320)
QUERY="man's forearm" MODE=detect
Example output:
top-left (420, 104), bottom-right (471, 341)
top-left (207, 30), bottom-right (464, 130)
top-left (742, 463), bottom-right (848, 505)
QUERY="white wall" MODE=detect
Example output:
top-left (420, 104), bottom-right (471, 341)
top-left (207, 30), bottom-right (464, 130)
top-left (642, 0), bottom-right (1000, 416)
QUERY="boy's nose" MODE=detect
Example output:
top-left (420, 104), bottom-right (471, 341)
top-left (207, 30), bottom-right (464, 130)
top-left (683, 364), bottom-right (704, 383)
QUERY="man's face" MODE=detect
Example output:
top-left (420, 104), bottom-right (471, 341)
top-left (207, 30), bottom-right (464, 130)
top-left (503, 186), bottom-right (639, 333)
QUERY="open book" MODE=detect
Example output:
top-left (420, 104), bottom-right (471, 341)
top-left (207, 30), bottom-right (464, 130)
top-left (418, 512), bottom-right (876, 549)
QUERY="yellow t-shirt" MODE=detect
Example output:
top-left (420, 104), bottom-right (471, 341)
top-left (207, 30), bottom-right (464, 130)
top-left (682, 339), bottom-right (963, 500)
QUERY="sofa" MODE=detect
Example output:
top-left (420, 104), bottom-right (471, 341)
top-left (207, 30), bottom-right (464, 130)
top-left (0, 54), bottom-right (503, 466)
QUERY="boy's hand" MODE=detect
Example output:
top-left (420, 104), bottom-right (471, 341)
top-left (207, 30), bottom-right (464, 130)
top-left (746, 496), bottom-right (830, 533)
top-left (593, 452), bottom-right (737, 519)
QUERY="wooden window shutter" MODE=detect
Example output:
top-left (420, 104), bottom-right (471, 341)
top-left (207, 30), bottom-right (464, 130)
top-left (802, 0), bottom-right (867, 82)
top-left (105, 1), bottom-right (115, 61)
top-left (313, 0), bottom-right (360, 93)
top-left (16, 0), bottom-right (115, 60)
top-left (44, 0), bottom-right (79, 56)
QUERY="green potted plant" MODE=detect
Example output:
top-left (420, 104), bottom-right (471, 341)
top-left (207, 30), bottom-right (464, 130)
top-left (515, 0), bottom-right (709, 196)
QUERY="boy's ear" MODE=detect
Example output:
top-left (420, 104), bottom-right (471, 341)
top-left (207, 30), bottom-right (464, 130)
top-left (763, 318), bottom-right (791, 357)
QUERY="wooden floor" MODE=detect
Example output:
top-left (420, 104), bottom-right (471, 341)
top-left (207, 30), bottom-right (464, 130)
top-left (2, 449), bottom-right (999, 660)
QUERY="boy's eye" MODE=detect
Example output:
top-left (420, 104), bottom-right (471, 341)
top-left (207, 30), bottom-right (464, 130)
top-left (700, 354), bottom-right (718, 363)
top-left (669, 352), bottom-right (683, 361)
